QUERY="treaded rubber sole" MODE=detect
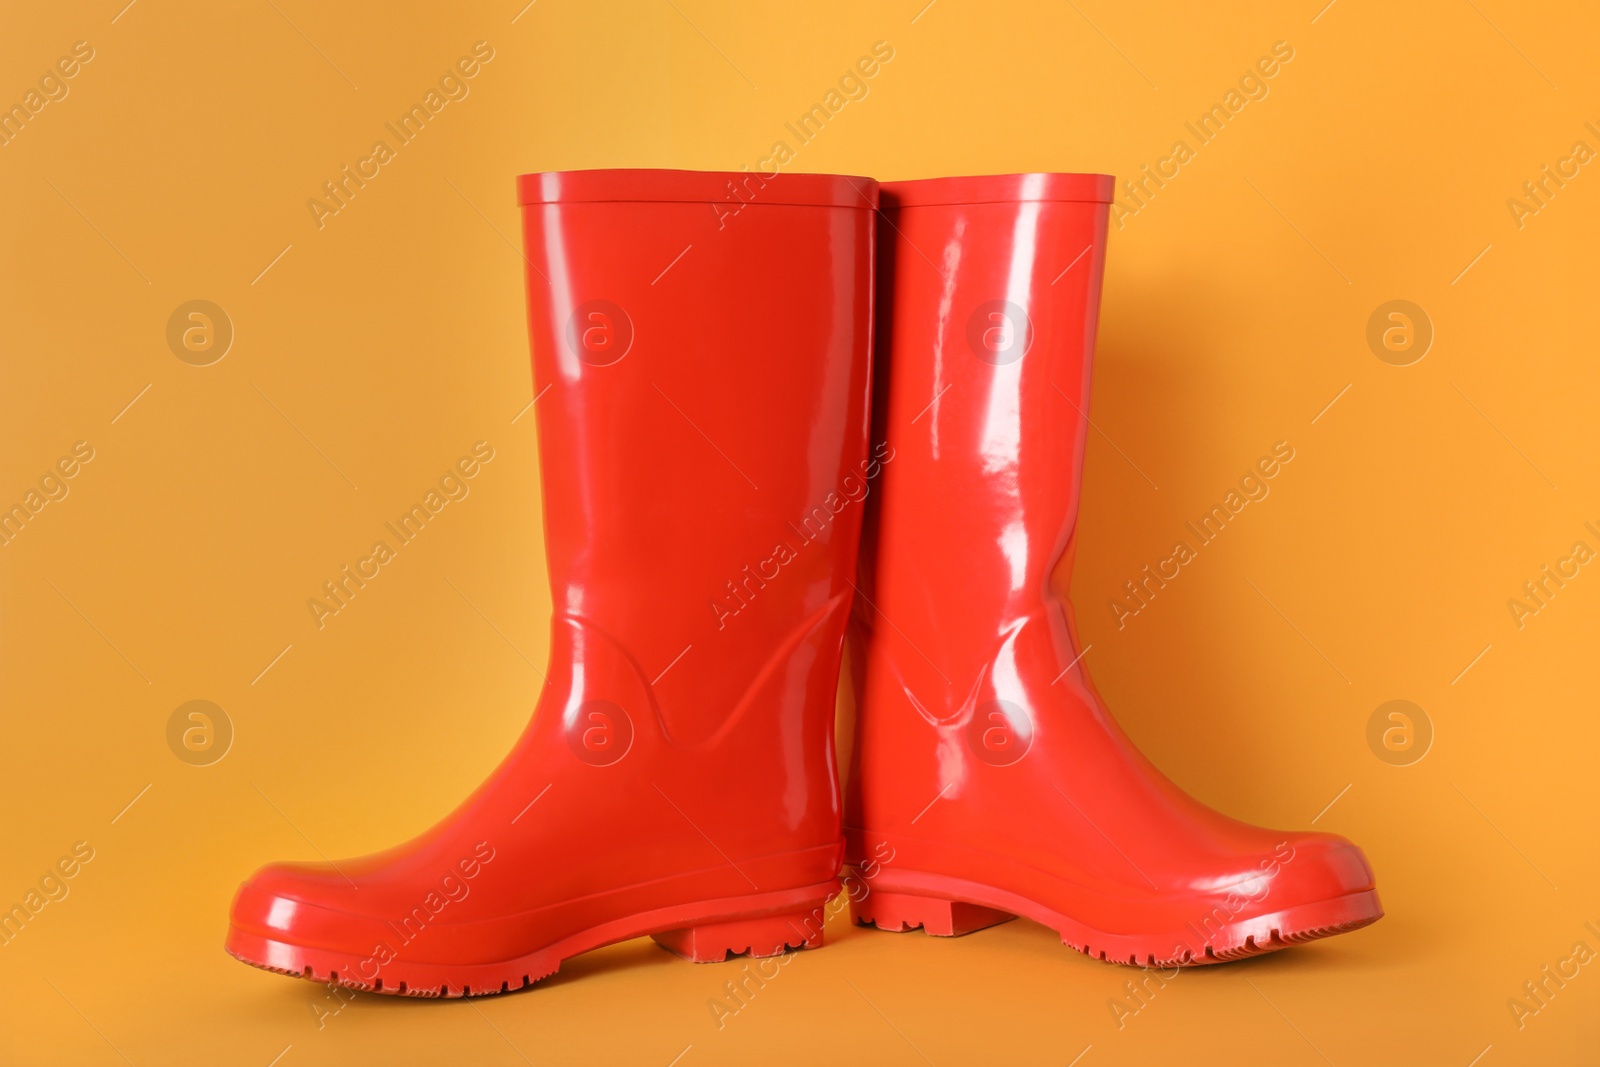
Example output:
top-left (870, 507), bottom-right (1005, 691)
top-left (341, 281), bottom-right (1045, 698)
top-left (848, 869), bottom-right (1382, 967)
top-left (225, 880), bottom-right (834, 999)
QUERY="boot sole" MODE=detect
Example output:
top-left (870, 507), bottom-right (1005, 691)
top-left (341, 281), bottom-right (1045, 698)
top-left (225, 879), bottom-right (837, 998)
top-left (848, 868), bottom-right (1382, 967)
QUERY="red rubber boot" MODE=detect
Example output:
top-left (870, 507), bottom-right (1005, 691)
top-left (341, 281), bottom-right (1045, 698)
top-left (226, 169), bottom-right (879, 996)
top-left (845, 173), bottom-right (1381, 966)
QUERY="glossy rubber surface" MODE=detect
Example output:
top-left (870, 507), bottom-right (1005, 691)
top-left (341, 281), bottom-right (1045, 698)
top-left (226, 168), bottom-right (879, 996)
top-left (845, 173), bottom-right (1382, 967)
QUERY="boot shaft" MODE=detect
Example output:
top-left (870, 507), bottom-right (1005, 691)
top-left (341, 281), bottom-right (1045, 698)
top-left (517, 168), bottom-right (879, 750)
top-left (860, 174), bottom-right (1114, 700)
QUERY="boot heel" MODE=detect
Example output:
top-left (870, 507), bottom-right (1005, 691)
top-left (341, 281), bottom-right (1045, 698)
top-left (652, 908), bottom-right (826, 963)
top-left (852, 889), bottom-right (1015, 937)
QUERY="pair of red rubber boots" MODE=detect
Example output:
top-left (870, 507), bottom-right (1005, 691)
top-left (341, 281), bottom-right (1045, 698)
top-left (226, 169), bottom-right (1381, 998)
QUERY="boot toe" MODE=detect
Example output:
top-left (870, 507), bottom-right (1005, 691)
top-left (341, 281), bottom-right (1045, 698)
top-left (228, 861), bottom-right (388, 959)
top-left (1271, 831), bottom-right (1377, 907)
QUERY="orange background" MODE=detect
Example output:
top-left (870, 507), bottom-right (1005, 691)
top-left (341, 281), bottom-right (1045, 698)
top-left (2, 1), bottom-right (1596, 1064)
